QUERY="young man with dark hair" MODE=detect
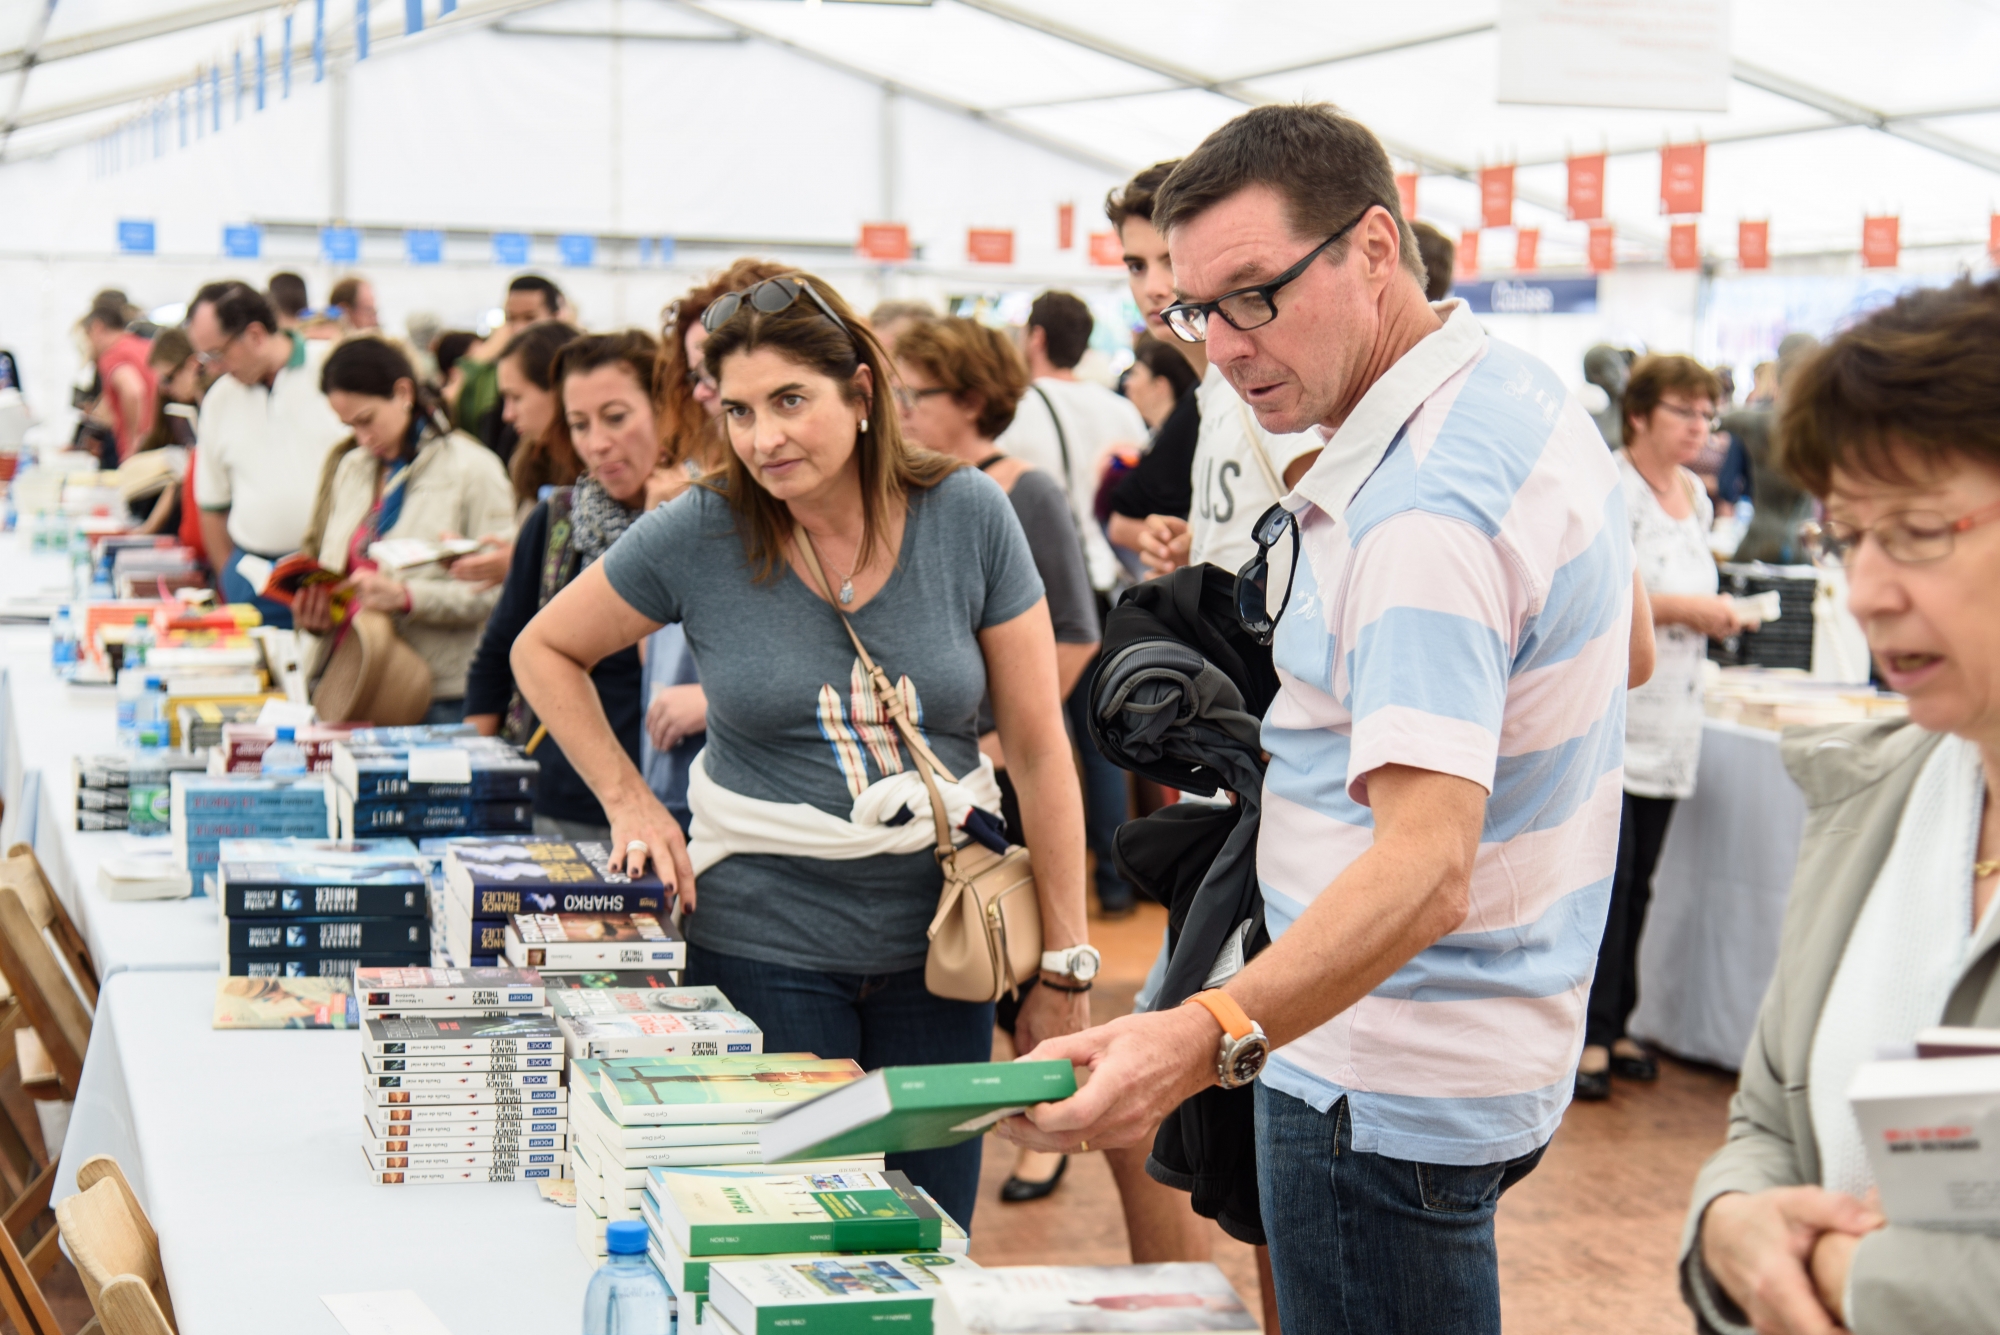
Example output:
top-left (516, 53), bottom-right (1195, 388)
top-left (1005, 104), bottom-right (1635, 1333)
top-left (327, 274), bottom-right (378, 332)
top-left (186, 281), bottom-right (346, 627)
top-left (267, 272), bottom-right (310, 329)
top-left (455, 273), bottom-right (566, 457)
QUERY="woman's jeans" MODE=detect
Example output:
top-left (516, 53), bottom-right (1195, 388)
top-left (684, 944), bottom-right (996, 1233)
top-left (1257, 1086), bottom-right (1546, 1335)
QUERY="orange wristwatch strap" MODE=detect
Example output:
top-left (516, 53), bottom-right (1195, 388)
top-left (1184, 989), bottom-right (1254, 1040)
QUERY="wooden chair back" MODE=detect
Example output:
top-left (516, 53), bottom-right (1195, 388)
top-left (0, 887), bottom-right (89, 1100)
top-left (0, 844), bottom-right (97, 1008)
top-left (55, 1167), bottom-right (174, 1335)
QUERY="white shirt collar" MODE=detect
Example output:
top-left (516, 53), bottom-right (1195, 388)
top-left (1287, 299), bottom-right (1486, 517)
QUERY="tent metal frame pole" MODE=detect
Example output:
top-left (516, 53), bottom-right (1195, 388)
top-left (0, 0), bottom-right (61, 155)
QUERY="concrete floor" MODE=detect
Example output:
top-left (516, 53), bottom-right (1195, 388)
top-left (967, 901), bottom-right (1738, 1332)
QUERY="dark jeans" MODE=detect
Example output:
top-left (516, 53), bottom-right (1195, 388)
top-left (422, 697), bottom-right (465, 726)
top-left (1064, 684), bottom-right (1133, 908)
top-left (219, 546), bottom-right (294, 629)
top-left (683, 944), bottom-right (996, 1232)
top-left (1585, 792), bottom-right (1677, 1048)
top-left (1256, 1087), bottom-right (1546, 1335)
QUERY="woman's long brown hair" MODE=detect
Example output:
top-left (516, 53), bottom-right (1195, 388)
top-left (696, 271), bottom-right (959, 582)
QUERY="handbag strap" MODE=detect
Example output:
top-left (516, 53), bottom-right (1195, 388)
top-left (792, 525), bottom-right (959, 862)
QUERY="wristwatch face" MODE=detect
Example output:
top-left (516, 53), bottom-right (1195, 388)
top-left (1070, 946), bottom-right (1101, 982)
top-left (1220, 1032), bottom-right (1269, 1088)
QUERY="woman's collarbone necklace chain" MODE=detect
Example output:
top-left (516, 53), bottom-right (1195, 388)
top-left (815, 532), bottom-right (862, 606)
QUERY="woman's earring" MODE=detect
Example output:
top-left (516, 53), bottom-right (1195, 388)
top-left (859, 417), bottom-right (869, 434)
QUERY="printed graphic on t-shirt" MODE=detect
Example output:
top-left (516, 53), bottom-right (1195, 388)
top-left (1195, 456), bottom-right (1243, 527)
top-left (816, 658), bottom-right (934, 798)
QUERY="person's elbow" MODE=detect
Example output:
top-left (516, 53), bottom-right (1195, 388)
top-left (1421, 853), bottom-right (1475, 940)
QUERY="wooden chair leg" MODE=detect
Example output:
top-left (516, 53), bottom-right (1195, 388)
top-left (0, 1205), bottom-right (58, 1335)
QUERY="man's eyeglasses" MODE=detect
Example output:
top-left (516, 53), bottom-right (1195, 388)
top-left (684, 366), bottom-right (717, 394)
top-left (195, 330), bottom-right (242, 369)
top-left (1236, 503), bottom-right (1300, 645)
top-left (892, 385), bottom-right (952, 412)
top-left (1655, 401), bottom-right (1720, 433)
top-left (1160, 205), bottom-right (1374, 345)
top-left (701, 277), bottom-right (849, 335)
top-left (1801, 498), bottom-right (2000, 567)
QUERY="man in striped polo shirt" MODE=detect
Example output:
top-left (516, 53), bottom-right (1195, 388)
top-left (1005, 104), bottom-right (1633, 1333)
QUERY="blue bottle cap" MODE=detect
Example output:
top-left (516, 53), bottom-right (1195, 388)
top-left (276, 726), bottom-right (295, 741)
top-left (605, 1220), bottom-right (648, 1255)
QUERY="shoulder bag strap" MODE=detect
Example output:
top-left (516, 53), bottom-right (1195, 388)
top-left (1030, 384), bottom-right (1074, 482)
top-left (792, 525), bottom-right (959, 862)
top-left (1236, 398), bottom-right (1287, 499)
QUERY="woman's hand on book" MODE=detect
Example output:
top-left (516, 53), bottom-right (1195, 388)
top-left (293, 582), bottom-right (337, 633)
top-left (605, 785), bottom-right (697, 912)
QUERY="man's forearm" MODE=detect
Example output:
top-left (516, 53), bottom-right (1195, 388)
top-left (199, 510), bottom-right (233, 575)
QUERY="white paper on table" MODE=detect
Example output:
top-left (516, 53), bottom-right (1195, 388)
top-left (321, 1290), bottom-right (455, 1335)
top-left (407, 747), bottom-right (473, 784)
top-left (256, 699), bottom-right (318, 728)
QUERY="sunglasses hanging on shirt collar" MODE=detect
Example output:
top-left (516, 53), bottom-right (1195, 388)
top-left (1236, 502), bottom-right (1301, 646)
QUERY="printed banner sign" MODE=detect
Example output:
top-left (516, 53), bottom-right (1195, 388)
top-left (1088, 231), bottom-right (1123, 267)
top-left (320, 226), bottom-right (360, 264)
top-left (1479, 165), bottom-right (1514, 230)
top-left (1515, 228), bottom-right (1540, 273)
top-left (404, 230), bottom-right (443, 265)
top-left (1588, 224), bottom-right (1615, 272)
top-left (1660, 143), bottom-right (1705, 216)
top-left (222, 225), bottom-right (262, 259)
top-left (1861, 216), bottom-right (1899, 269)
top-left (117, 220), bottom-right (157, 255)
top-left (966, 228), bottom-right (1015, 265)
top-left (557, 234), bottom-right (596, 268)
top-left (1453, 277), bottom-right (1599, 315)
top-left (1057, 202), bottom-right (1074, 250)
top-left (1668, 222), bottom-right (1701, 271)
top-left (492, 232), bottom-right (530, 266)
top-left (1567, 154), bottom-right (1605, 222)
top-left (1396, 173), bottom-right (1418, 221)
top-left (1457, 228), bottom-right (1480, 281)
top-left (858, 223), bottom-right (912, 263)
top-left (1737, 220), bottom-right (1769, 270)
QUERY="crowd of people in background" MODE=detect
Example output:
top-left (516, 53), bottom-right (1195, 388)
top-left (48, 96), bottom-right (1992, 1334)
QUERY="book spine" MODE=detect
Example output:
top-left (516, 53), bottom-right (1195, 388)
top-left (357, 986), bottom-right (546, 1009)
top-left (365, 1053), bottom-right (561, 1073)
top-left (368, 1133), bottom-right (567, 1154)
top-left (363, 1086), bottom-right (567, 1106)
top-left (367, 1148), bottom-right (568, 1170)
top-left (365, 1109), bottom-right (567, 1134)
top-left (231, 953), bottom-right (418, 979)
top-left (469, 886), bottom-right (667, 917)
top-left (364, 1034), bottom-right (560, 1058)
top-left (370, 1163), bottom-right (566, 1185)
top-left (229, 918), bottom-right (429, 955)
top-left (583, 1033), bottom-right (764, 1061)
top-left (367, 1067), bottom-right (563, 1091)
top-left (225, 882), bottom-right (427, 918)
top-left (508, 940), bottom-right (687, 971)
top-left (685, 1219), bottom-right (931, 1257)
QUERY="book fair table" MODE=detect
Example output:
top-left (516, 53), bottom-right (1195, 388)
top-left (57, 969), bottom-right (592, 1333)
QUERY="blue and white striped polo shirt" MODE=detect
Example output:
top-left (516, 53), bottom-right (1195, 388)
top-left (1256, 302), bottom-right (1631, 1166)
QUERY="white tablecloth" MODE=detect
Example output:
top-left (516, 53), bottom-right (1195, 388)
top-left (1630, 720), bottom-right (1808, 1070)
top-left (56, 971), bottom-right (593, 1333)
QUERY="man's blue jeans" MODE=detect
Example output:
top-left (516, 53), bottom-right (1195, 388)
top-left (1256, 1085), bottom-right (1548, 1334)
top-left (683, 944), bottom-right (996, 1233)
top-left (218, 546), bottom-right (295, 629)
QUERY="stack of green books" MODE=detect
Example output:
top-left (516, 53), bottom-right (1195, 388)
top-left (568, 1053), bottom-right (878, 1265)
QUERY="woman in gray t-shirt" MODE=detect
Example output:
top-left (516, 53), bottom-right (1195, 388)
top-left (508, 274), bottom-right (1093, 1230)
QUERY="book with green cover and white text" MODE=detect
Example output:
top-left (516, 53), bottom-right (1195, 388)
top-left (651, 1169), bottom-right (943, 1257)
top-left (759, 1061), bottom-right (1077, 1163)
top-left (708, 1252), bottom-right (968, 1335)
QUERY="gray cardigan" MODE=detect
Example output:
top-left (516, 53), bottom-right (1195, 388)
top-left (1681, 718), bottom-right (2000, 1334)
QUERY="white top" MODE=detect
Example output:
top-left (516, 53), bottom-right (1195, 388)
top-left (192, 333), bottom-right (348, 556)
top-left (1808, 734), bottom-right (1990, 1198)
top-left (995, 376), bottom-right (1145, 593)
top-left (1188, 363), bottom-right (1322, 574)
top-left (1617, 452), bottom-right (1718, 799)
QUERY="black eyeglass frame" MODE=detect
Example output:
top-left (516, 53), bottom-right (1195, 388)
top-left (700, 276), bottom-right (850, 335)
top-left (1236, 502), bottom-right (1301, 645)
top-left (1160, 204), bottom-right (1375, 345)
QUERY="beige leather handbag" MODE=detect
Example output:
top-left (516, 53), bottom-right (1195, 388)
top-left (794, 526), bottom-right (1043, 1003)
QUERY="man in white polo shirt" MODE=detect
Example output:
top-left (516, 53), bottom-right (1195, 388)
top-left (187, 282), bottom-right (347, 629)
top-left (1004, 104), bottom-right (1633, 1333)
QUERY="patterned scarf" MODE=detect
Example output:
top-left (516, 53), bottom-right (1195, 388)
top-left (568, 474), bottom-right (641, 569)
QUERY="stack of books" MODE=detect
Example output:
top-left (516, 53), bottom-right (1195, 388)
top-left (331, 735), bottom-right (538, 839)
top-left (505, 913), bottom-right (684, 974)
top-left (213, 722), bottom-right (361, 774)
top-left (167, 772), bottom-right (336, 890)
top-left (650, 1166), bottom-right (971, 1333)
top-left (356, 965), bottom-right (570, 1187)
top-left (569, 1054), bottom-right (871, 1271)
top-left (72, 751), bottom-right (205, 832)
top-left (440, 838), bottom-right (671, 969)
top-left (552, 984), bottom-right (762, 1061)
top-left (215, 837), bottom-right (429, 978)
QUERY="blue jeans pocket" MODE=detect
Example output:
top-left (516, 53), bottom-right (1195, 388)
top-left (1415, 1160), bottom-right (1508, 1214)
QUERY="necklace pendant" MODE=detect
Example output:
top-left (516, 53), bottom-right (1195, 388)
top-left (838, 578), bottom-right (855, 606)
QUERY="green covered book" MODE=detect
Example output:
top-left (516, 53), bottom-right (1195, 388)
top-left (586, 1056), bottom-right (863, 1126)
top-left (708, 1253), bottom-right (967, 1335)
top-left (651, 1168), bottom-right (943, 1257)
top-left (759, 1061), bottom-right (1077, 1163)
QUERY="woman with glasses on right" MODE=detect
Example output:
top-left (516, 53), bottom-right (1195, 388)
top-left (1682, 276), bottom-right (2000, 1334)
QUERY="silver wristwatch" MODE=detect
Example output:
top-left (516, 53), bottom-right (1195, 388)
top-left (1039, 945), bottom-right (1102, 983)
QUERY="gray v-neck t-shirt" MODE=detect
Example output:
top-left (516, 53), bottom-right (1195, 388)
top-left (602, 466), bottom-right (1044, 973)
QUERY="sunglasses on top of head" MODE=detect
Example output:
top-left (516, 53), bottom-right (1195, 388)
top-left (1159, 203), bottom-right (1375, 345)
top-left (700, 276), bottom-right (850, 335)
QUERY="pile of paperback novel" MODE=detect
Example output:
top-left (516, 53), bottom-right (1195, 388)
top-left (551, 983), bottom-right (763, 1061)
top-left (357, 966), bottom-right (569, 1187)
top-left (440, 837), bottom-right (673, 969)
top-left (216, 837), bottom-right (428, 978)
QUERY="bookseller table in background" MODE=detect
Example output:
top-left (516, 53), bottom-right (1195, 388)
top-left (1630, 720), bottom-right (1808, 1071)
top-left (58, 970), bottom-right (593, 1333)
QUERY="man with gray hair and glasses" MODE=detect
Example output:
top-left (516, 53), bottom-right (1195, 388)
top-left (1002, 103), bottom-right (1637, 1332)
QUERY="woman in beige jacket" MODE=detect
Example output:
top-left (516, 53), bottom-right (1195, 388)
top-left (292, 337), bottom-right (517, 721)
top-left (1682, 276), bottom-right (2000, 1333)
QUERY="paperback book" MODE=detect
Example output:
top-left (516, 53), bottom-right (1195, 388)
top-left (355, 966), bottom-right (546, 1015)
top-left (363, 1014), bottom-right (563, 1058)
top-left (651, 1169), bottom-right (943, 1257)
top-left (644, 1183), bottom-right (968, 1296)
top-left (363, 1144), bottom-right (566, 1172)
top-left (229, 953), bottom-right (415, 979)
top-left (1850, 1053), bottom-right (2000, 1231)
top-left (365, 1103), bottom-right (567, 1135)
top-left (212, 976), bottom-right (357, 1029)
top-left (367, 1130), bottom-right (567, 1155)
top-left (760, 1062), bottom-right (1077, 1163)
top-left (370, 1162), bottom-right (561, 1186)
top-left (505, 914), bottom-right (684, 971)
top-left (364, 1084), bottom-right (566, 1108)
top-left (332, 741), bottom-right (540, 803)
top-left (588, 1057), bottom-right (862, 1126)
top-left (365, 1064), bottom-right (561, 1092)
top-left (551, 985), bottom-right (734, 1020)
top-left (443, 839), bottom-right (668, 912)
top-left (557, 1011), bottom-right (763, 1061)
top-left (707, 1253), bottom-right (962, 1335)
top-left (365, 1052), bottom-right (560, 1075)
top-left (227, 916), bottom-right (429, 956)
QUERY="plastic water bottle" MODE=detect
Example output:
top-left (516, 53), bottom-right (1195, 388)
top-left (114, 668), bottom-right (144, 748)
top-left (259, 727), bottom-right (309, 776)
top-left (127, 613), bottom-right (153, 669)
top-left (127, 756), bottom-right (170, 835)
top-left (49, 607), bottom-right (77, 681)
top-left (582, 1221), bottom-right (671, 1335)
top-left (136, 676), bottom-right (168, 751)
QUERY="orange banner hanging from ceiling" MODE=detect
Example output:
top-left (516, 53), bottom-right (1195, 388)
top-left (1087, 231), bottom-right (1122, 267)
top-left (1588, 224), bottom-right (1615, 272)
top-left (1396, 173), bottom-right (1418, 220)
top-left (1479, 165), bottom-right (1514, 230)
top-left (1567, 153), bottom-right (1605, 222)
top-left (1668, 222), bottom-right (1701, 270)
top-left (1738, 220), bottom-right (1770, 270)
top-left (1057, 203), bottom-right (1074, 251)
top-left (1515, 229), bottom-right (1540, 272)
top-left (1458, 229), bottom-right (1480, 280)
top-left (966, 228), bottom-right (1015, 265)
top-left (1660, 143), bottom-right (1705, 216)
top-left (857, 223), bottom-right (911, 263)
top-left (1861, 216), bottom-right (1900, 268)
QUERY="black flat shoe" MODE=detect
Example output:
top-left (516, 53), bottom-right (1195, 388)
top-left (1574, 1068), bottom-right (1611, 1101)
top-left (1000, 1155), bottom-right (1068, 1203)
top-left (1610, 1049), bottom-right (1659, 1081)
